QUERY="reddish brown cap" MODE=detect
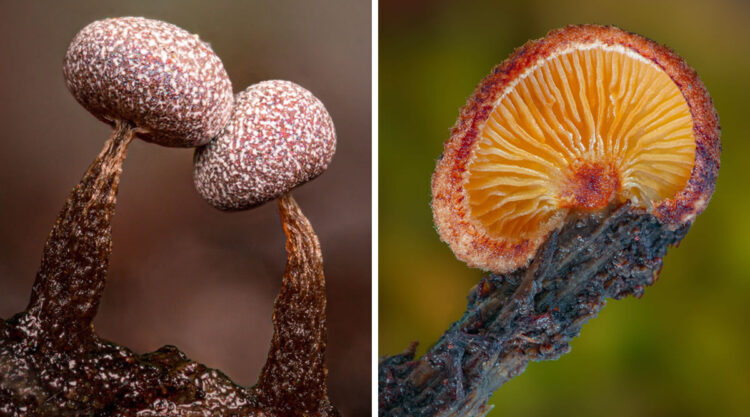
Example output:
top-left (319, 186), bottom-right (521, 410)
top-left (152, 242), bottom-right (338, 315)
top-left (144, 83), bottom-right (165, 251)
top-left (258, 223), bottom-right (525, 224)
top-left (63, 17), bottom-right (234, 147)
top-left (193, 80), bottom-right (336, 210)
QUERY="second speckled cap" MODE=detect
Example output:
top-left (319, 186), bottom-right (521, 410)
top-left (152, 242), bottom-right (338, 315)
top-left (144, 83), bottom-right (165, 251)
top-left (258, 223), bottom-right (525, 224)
top-left (193, 80), bottom-right (336, 210)
top-left (63, 17), bottom-right (234, 147)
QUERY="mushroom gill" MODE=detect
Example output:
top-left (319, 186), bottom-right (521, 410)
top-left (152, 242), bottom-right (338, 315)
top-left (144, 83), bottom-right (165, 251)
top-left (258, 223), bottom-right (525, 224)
top-left (465, 43), bottom-right (695, 243)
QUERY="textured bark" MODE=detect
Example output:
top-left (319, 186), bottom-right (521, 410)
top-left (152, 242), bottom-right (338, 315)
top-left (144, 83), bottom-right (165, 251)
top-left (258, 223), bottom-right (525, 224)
top-left (379, 203), bottom-right (689, 417)
top-left (0, 136), bottom-right (336, 416)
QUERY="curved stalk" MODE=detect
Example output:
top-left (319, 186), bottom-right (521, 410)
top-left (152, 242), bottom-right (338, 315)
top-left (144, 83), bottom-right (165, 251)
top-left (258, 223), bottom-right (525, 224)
top-left (26, 120), bottom-right (136, 345)
top-left (255, 193), bottom-right (338, 416)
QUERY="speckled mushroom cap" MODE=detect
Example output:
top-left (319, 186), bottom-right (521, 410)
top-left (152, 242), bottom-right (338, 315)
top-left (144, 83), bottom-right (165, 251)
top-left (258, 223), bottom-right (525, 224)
top-left (193, 80), bottom-right (337, 210)
top-left (63, 17), bottom-right (234, 147)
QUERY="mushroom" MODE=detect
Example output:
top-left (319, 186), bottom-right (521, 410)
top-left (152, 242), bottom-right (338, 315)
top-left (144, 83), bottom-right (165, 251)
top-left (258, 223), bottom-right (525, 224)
top-left (431, 24), bottom-right (719, 274)
top-left (63, 16), bottom-right (234, 147)
top-left (381, 25), bottom-right (720, 417)
top-left (192, 79), bottom-right (338, 415)
top-left (193, 80), bottom-right (336, 210)
top-left (1, 19), bottom-right (340, 416)
top-left (27, 17), bottom-right (233, 344)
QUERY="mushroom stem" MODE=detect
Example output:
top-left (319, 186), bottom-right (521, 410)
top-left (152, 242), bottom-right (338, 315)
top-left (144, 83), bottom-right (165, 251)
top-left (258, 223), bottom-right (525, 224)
top-left (255, 193), bottom-right (337, 416)
top-left (26, 120), bottom-right (136, 345)
top-left (379, 204), bottom-right (690, 417)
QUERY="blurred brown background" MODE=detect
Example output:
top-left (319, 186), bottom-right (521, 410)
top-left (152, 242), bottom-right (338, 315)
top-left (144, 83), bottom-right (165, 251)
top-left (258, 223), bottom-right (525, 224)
top-left (380, 0), bottom-right (749, 416)
top-left (0, 1), bottom-right (370, 415)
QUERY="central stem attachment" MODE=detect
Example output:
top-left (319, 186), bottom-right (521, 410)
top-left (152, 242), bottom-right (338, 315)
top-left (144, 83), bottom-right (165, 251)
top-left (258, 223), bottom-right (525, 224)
top-left (560, 159), bottom-right (620, 210)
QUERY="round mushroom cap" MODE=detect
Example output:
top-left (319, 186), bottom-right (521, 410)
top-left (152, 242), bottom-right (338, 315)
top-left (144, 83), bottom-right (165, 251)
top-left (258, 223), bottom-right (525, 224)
top-left (193, 80), bottom-right (337, 210)
top-left (63, 17), bottom-right (234, 147)
top-left (431, 24), bottom-right (720, 274)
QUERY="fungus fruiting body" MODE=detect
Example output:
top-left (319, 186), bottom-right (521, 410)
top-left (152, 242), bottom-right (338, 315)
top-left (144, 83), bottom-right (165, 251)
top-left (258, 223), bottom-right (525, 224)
top-left (432, 25), bottom-right (720, 273)
top-left (63, 17), bottom-right (233, 147)
top-left (26, 16), bottom-right (235, 342)
top-left (191, 79), bottom-right (339, 415)
top-left (2, 18), bottom-right (341, 416)
top-left (381, 25), bottom-right (720, 417)
top-left (193, 80), bottom-right (336, 415)
top-left (193, 80), bottom-right (336, 210)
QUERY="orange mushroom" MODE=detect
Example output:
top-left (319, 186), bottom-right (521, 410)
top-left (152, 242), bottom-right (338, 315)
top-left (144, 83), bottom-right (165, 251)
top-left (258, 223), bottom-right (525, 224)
top-left (432, 25), bottom-right (720, 273)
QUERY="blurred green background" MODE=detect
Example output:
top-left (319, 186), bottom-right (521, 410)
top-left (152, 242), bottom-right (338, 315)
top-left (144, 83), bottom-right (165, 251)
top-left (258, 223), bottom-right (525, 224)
top-left (379, 0), bottom-right (749, 416)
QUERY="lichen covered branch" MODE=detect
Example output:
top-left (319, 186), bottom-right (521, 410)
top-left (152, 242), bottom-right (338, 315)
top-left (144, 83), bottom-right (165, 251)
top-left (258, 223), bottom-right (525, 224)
top-left (26, 120), bottom-right (135, 344)
top-left (255, 193), bottom-right (337, 417)
top-left (379, 204), bottom-right (689, 417)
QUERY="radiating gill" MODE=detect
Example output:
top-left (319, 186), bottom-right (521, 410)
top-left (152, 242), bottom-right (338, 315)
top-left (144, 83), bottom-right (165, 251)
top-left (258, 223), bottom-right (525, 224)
top-left (465, 43), bottom-right (695, 241)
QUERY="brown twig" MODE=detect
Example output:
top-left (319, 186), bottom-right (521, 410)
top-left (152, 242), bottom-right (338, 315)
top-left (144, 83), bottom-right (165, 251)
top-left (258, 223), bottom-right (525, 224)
top-left (379, 204), bottom-right (689, 417)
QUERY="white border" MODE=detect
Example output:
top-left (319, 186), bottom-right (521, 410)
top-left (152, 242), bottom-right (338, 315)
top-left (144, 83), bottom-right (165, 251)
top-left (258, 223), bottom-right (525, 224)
top-left (371, 0), bottom-right (379, 415)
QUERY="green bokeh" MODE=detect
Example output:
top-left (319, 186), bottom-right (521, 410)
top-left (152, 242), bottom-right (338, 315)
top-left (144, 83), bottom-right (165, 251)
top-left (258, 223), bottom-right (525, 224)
top-left (379, 0), bottom-right (750, 415)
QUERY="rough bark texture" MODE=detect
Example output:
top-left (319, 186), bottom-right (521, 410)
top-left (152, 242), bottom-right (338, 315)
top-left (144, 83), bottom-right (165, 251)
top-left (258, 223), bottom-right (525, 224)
top-left (0, 134), bottom-right (336, 415)
top-left (379, 203), bottom-right (690, 417)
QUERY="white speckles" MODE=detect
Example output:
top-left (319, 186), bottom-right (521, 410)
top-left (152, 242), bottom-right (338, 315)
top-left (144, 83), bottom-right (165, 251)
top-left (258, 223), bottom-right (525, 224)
top-left (193, 80), bottom-right (336, 210)
top-left (63, 17), bottom-right (233, 147)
